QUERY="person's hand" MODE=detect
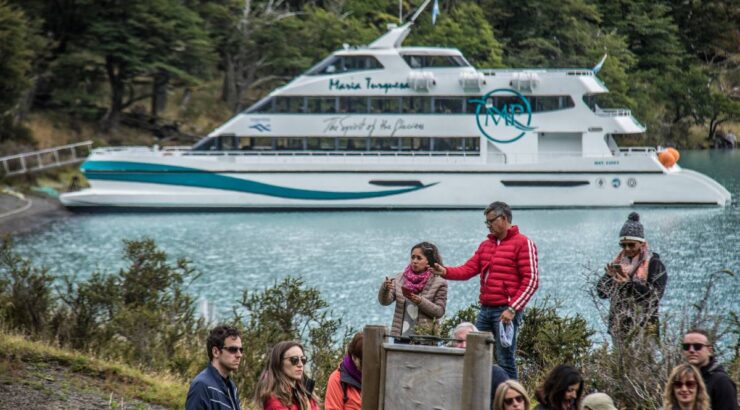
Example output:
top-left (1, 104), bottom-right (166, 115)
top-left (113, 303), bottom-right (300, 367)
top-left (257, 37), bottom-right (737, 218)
top-left (431, 263), bottom-right (447, 277)
top-left (408, 293), bottom-right (422, 305)
top-left (499, 308), bottom-right (515, 324)
top-left (612, 271), bottom-right (629, 284)
top-left (383, 276), bottom-right (394, 291)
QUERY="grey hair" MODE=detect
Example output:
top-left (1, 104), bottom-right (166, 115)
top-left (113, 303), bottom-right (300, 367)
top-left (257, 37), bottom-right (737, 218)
top-left (484, 201), bottom-right (512, 223)
top-left (452, 322), bottom-right (478, 338)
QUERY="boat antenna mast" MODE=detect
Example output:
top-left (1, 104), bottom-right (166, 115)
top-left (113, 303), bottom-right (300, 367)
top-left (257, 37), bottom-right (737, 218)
top-left (406, 0), bottom-right (432, 25)
top-left (371, 0), bottom-right (433, 49)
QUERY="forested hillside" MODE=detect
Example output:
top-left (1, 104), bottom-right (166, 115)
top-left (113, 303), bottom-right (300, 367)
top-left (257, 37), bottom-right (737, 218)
top-left (1, 0), bottom-right (737, 154)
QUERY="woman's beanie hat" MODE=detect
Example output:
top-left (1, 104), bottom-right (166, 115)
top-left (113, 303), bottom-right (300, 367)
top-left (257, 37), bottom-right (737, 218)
top-left (582, 392), bottom-right (617, 410)
top-left (619, 212), bottom-right (645, 242)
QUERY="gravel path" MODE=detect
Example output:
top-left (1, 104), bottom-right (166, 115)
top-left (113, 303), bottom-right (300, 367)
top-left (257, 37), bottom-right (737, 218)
top-left (0, 359), bottom-right (170, 410)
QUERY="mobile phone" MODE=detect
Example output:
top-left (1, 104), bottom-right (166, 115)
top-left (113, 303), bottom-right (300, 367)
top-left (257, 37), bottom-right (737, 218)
top-left (402, 286), bottom-right (414, 298)
top-left (608, 263), bottom-right (623, 273)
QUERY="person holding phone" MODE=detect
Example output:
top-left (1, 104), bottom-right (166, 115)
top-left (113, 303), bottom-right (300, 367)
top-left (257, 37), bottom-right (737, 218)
top-left (254, 341), bottom-right (320, 410)
top-left (597, 212), bottom-right (668, 339)
top-left (378, 242), bottom-right (448, 342)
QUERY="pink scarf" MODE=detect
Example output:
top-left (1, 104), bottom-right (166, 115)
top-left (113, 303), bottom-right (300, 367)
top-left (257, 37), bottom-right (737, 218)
top-left (612, 241), bottom-right (652, 281)
top-left (402, 263), bottom-right (432, 293)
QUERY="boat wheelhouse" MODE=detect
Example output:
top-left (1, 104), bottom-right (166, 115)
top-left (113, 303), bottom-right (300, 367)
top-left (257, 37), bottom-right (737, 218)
top-left (60, 19), bottom-right (731, 209)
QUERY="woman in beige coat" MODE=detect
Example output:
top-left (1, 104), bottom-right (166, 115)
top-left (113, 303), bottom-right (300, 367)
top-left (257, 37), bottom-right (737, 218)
top-left (378, 242), bottom-right (448, 341)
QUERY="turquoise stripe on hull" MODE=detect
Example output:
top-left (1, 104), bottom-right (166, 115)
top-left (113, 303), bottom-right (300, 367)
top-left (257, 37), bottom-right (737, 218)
top-left (83, 161), bottom-right (436, 200)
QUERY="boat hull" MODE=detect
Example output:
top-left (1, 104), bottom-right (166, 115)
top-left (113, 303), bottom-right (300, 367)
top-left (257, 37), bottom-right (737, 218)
top-left (60, 166), bottom-right (731, 209)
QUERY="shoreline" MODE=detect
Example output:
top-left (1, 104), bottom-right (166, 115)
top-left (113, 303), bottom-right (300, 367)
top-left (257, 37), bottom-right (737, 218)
top-left (0, 193), bottom-right (71, 237)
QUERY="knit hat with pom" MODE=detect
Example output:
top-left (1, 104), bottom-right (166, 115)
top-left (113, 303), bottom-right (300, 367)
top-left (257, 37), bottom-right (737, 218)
top-left (619, 212), bottom-right (645, 242)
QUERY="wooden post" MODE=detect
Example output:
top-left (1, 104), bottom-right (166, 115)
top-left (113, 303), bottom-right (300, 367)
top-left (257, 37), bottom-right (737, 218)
top-left (460, 331), bottom-right (493, 410)
top-left (361, 325), bottom-right (386, 410)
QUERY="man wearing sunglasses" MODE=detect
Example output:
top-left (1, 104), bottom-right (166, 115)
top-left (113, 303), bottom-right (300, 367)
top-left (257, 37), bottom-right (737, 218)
top-left (682, 329), bottom-right (738, 410)
top-left (186, 325), bottom-right (243, 410)
top-left (432, 201), bottom-right (539, 380)
top-left (597, 212), bottom-right (667, 339)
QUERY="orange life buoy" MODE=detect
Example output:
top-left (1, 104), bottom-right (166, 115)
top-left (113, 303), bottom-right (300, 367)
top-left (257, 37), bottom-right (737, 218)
top-left (658, 150), bottom-right (676, 168)
top-left (666, 147), bottom-right (680, 162)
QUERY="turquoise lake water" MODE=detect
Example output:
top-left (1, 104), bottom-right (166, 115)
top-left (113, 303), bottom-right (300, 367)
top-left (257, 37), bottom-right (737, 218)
top-left (13, 150), bottom-right (740, 350)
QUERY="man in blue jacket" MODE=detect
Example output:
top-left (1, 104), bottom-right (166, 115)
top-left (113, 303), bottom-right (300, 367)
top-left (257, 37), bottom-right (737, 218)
top-left (186, 325), bottom-right (243, 410)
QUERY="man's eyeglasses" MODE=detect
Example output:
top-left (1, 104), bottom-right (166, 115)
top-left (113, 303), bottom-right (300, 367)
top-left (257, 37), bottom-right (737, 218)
top-left (619, 242), bottom-right (640, 249)
top-left (221, 346), bottom-right (243, 354)
top-left (673, 380), bottom-right (697, 389)
top-left (285, 355), bottom-right (308, 366)
top-left (682, 342), bottom-right (709, 351)
top-left (503, 395), bottom-right (524, 405)
top-left (484, 215), bottom-right (504, 226)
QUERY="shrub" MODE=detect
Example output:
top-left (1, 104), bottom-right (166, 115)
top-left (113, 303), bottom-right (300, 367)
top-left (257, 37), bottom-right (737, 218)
top-left (234, 276), bottom-right (348, 403)
top-left (0, 238), bottom-right (55, 337)
top-left (54, 238), bottom-right (207, 375)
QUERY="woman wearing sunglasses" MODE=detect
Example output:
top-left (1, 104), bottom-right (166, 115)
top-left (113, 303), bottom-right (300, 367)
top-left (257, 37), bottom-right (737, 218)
top-left (597, 212), bottom-right (667, 338)
top-left (492, 380), bottom-right (530, 410)
top-left (662, 364), bottom-right (710, 410)
top-left (378, 242), bottom-right (448, 341)
top-left (533, 365), bottom-right (584, 410)
top-left (255, 341), bottom-right (319, 410)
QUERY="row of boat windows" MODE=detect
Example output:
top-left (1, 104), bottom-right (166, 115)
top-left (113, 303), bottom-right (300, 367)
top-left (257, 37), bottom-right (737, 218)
top-left (194, 136), bottom-right (480, 152)
top-left (248, 95), bottom-right (576, 114)
top-left (305, 54), bottom-right (469, 75)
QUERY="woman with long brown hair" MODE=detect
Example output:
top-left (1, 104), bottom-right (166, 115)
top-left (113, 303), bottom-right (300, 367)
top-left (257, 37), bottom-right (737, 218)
top-left (254, 341), bottom-right (320, 410)
top-left (662, 364), bottom-right (709, 410)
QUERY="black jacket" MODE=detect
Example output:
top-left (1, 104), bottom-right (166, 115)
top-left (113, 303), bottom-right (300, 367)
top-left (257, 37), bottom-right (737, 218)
top-left (701, 357), bottom-right (738, 410)
top-left (597, 253), bottom-right (667, 335)
top-left (185, 363), bottom-right (241, 410)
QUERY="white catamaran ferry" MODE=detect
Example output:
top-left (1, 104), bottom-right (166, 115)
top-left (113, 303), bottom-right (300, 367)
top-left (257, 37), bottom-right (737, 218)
top-left (60, 10), bottom-right (731, 209)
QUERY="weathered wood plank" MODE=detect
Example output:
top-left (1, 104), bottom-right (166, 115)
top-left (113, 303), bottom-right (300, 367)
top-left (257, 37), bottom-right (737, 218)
top-left (460, 332), bottom-right (493, 410)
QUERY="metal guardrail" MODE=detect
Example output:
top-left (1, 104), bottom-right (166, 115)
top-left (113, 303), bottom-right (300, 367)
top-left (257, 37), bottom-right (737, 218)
top-left (595, 108), bottom-right (632, 117)
top-left (0, 141), bottom-right (93, 177)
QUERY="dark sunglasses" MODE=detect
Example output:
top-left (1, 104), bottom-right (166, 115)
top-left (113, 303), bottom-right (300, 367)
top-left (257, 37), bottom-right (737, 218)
top-left (222, 346), bottom-right (243, 354)
top-left (619, 242), bottom-right (640, 249)
top-left (682, 342), bottom-right (709, 351)
top-left (673, 380), bottom-right (697, 389)
top-left (285, 355), bottom-right (308, 365)
top-left (504, 395), bottom-right (524, 405)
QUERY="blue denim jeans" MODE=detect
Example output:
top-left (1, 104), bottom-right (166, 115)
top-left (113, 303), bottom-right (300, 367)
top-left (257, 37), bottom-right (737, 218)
top-left (475, 305), bottom-right (522, 379)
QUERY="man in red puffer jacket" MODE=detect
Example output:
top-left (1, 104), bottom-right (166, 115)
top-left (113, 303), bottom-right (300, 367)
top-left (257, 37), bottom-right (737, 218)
top-left (432, 201), bottom-right (538, 379)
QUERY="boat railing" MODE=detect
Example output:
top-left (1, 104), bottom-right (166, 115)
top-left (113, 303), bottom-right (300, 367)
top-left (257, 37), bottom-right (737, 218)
top-left (595, 108), bottom-right (632, 117)
top-left (179, 150), bottom-right (481, 158)
top-left (94, 146), bottom-right (153, 154)
top-left (1, 141), bottom-right (93, 177)
top-left (618, 147), bottom-right (656, 156)
top-left (478, 68), bottom-right (595, 76)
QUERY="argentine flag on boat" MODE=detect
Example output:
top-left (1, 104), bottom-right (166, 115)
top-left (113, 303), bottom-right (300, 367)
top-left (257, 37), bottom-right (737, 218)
top-left (432, 0), bottom-right (440, 25)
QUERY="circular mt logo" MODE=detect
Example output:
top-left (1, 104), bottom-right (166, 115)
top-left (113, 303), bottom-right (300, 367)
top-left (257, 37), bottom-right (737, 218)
top-left (468, 88), bottom-right (536, 144)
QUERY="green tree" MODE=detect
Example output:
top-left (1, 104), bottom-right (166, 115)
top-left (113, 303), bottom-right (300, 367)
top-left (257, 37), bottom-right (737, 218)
top-left (73, 0), bottom-right (213, 130)
top-left (409, 2), bottom-right (503, 67)
top-left (481, 0), bottom-right (602, 67)
top-left (668, 0), bottom-right (739, 65)
top-left (595, 0), bottom-right (685, 71)
top-left (214, 2), bottom-right (378, 112)
top-left (0, 1), bottom-right (42, 142)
